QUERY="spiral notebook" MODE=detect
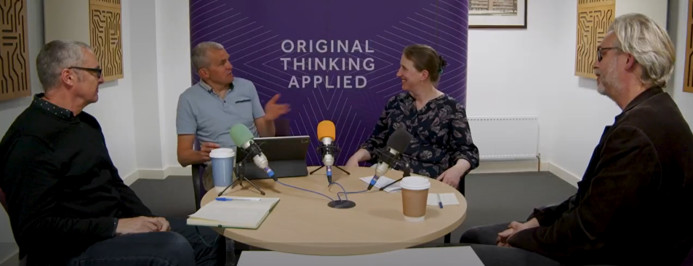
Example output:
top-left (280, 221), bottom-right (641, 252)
top-left (187, 197), bottom-right (280, 229)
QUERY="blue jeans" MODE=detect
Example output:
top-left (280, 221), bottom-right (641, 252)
top-left (66, 217), bottom-right (224, 266)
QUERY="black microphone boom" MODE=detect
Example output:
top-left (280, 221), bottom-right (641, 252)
top-left (367, 127), bottom-right (413, 190)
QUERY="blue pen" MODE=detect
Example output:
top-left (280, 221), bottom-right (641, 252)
top-left (436, 193), bottom-right (443, 209)
top-left (215, 197), bottom-right (261, 202)
top-left (215, 197), bottom-right (234, 201)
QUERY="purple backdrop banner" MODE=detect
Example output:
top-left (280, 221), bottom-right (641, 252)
top-left (190, 0), bottom-right (469, 165)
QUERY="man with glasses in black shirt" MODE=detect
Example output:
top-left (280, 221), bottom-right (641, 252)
top-left (0, 40), bottom-right (225, 265)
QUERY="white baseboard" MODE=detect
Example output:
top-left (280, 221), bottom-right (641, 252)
top-left (471, 159), bottom-right (545, 173)
top-left (544, 162), bottom-right (581, 187)
top-left (122, 163), bottom-right (582, 188)
top-left (471, 160), bottom-right (579, 188)
top-left (123, 166), bottom-right (191, 185)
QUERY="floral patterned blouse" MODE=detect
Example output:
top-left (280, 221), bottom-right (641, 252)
top-left (361, 92), bottom-right (479, 178)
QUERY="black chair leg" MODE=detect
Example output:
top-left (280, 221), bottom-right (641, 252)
top-left (192, 164), bottom-right (206, 210)
top-left (444, 173), bottom-right (466, 244)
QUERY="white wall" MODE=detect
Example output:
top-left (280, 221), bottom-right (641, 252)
top-left (468, 0), bottom-right (684, 183)
top-left (129, 0), bottom-right (164, 171)
top-left (155, 0), bottom-right (192, 171)
top-left (670, 0), bottom-right (693, 125)
top-left (83, 0), bottom-right (138, 179)
top-left (467, 0), bottom-right (620, 180)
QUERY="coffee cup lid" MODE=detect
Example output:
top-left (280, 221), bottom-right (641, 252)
top-left (400, 176), bottom-right (430, 190)
top-left (209, 148), bottom-right (235, 158)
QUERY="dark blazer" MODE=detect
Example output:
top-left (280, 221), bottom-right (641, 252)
top-left (509, 87), bottom-right (693, 265)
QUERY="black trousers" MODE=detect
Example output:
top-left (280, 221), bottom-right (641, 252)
top-left (459, 222), bottom-right (560, 266)
top-left (65, 217), bottom-right (225, 266)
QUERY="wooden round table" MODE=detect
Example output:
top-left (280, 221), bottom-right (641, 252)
top-left (200, 166), bottom-right (467, 255)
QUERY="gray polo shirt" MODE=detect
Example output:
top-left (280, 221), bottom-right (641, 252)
top-left (176, 78), bottom-right (265, 148)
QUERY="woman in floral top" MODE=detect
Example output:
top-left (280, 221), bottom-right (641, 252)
top-left (346, 44), bottom-right (479, 190)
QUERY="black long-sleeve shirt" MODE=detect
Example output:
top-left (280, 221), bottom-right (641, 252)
top-left (509, 88), bottom-right (693, 265)
top-left (0, 95), bottom-right (153, 264)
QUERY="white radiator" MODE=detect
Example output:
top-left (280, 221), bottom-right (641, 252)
top-left (468, 116), bottom-right (539, 161)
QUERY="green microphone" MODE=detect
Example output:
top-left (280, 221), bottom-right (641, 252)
top-left (230, 124), bottom-right (276, 180)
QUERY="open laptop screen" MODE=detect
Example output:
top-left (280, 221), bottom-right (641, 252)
top-left (235, 135), bottom-right (311, 179)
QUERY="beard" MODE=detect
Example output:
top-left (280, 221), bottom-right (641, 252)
top-left (596, 62), bottom-right (618, 96)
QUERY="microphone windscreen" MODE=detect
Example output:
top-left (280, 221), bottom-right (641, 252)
top-left (317, 120), bottom-right (336, 141)
top-left (387, 127), bottom-right (412, 152)
top-left (230, 124), bottom-right (254, 146)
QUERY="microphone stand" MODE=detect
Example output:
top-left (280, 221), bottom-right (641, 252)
top-left (309, 144), bottom-right (350, 175)
top-left (371, 148), bottom-right (412, 189)
top-left (379, 162), bottom-right (411, 191)
top-left (374, 148), bottom-right (402, 172)
top-left (217, 154), bottom-right (266, 196)
top-left (309, 165), bottom-right (350, 175)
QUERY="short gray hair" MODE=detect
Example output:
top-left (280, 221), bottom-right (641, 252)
top-left (191, 41), bottom-right (225, 71)
top-left (36, 40), bottom-right (91, 91)
top-left (608, 13), bottom-right (675, 88)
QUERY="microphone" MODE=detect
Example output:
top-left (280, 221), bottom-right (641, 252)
top-left (367, 127), bottom-right (412, 190)
top-left (230, 124), bottom-right (276, 181)
top-left (317, 120), bottom-right (336, 184)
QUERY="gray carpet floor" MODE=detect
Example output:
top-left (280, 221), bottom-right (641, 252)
top-left (130, 171), bottom-right (577, 245)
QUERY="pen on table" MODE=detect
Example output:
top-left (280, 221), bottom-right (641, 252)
top-left (436, 193), bottom-right (443, 209)
top-left (215, 197), bottom-right (262, 202)
top-left (379, 177), bottom-right (404, 191)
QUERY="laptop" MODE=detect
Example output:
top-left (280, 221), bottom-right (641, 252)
top-left (235, 135), bottom-right (311, 179)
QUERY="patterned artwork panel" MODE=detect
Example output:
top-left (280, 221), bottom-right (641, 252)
top-left (90, 0), bottom-right (123, 81)
top-left (0, 0), bottom-right (31, 101)
top-left (575, 0), bottom-right (615, 79)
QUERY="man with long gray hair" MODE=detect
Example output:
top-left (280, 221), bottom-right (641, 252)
top-left (459, 13), bottom-right (692, 266)
top-left (0, 40), bottom-right (225, 265)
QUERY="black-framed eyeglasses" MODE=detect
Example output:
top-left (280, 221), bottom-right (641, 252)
top-left (68, 66), bottom-right (103, 79)
top-left (597, 47), bottom-right (620, 62)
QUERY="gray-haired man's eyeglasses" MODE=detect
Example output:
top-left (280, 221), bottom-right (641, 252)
top-left (69, 66), bottom-right (103, 79)
top-left (597, 47), bottom-right (620, 62)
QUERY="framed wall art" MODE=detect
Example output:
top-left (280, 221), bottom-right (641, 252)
top-left (469, 0), bottom-right (527, 28)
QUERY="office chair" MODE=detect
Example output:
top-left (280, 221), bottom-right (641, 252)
top-left (1, 186), bottom-right (28, 266)
top-left (442, 170), bottom-right (467, 244)
top-left (274, 118), bottom-right (291, 137)
top-left (191, 138), bottom-right (207, 210)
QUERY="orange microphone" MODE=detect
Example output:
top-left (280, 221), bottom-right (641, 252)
top-left (317, 120), bottom-right (336, 183)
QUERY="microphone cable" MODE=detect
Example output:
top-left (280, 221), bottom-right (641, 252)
top-left (274, 179), bottom-right (368, 203)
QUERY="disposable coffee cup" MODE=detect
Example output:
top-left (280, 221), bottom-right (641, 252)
top-left (400, 176), bottom-right (431, 222)
top-left (210, 148), bottom-right (235, 190)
